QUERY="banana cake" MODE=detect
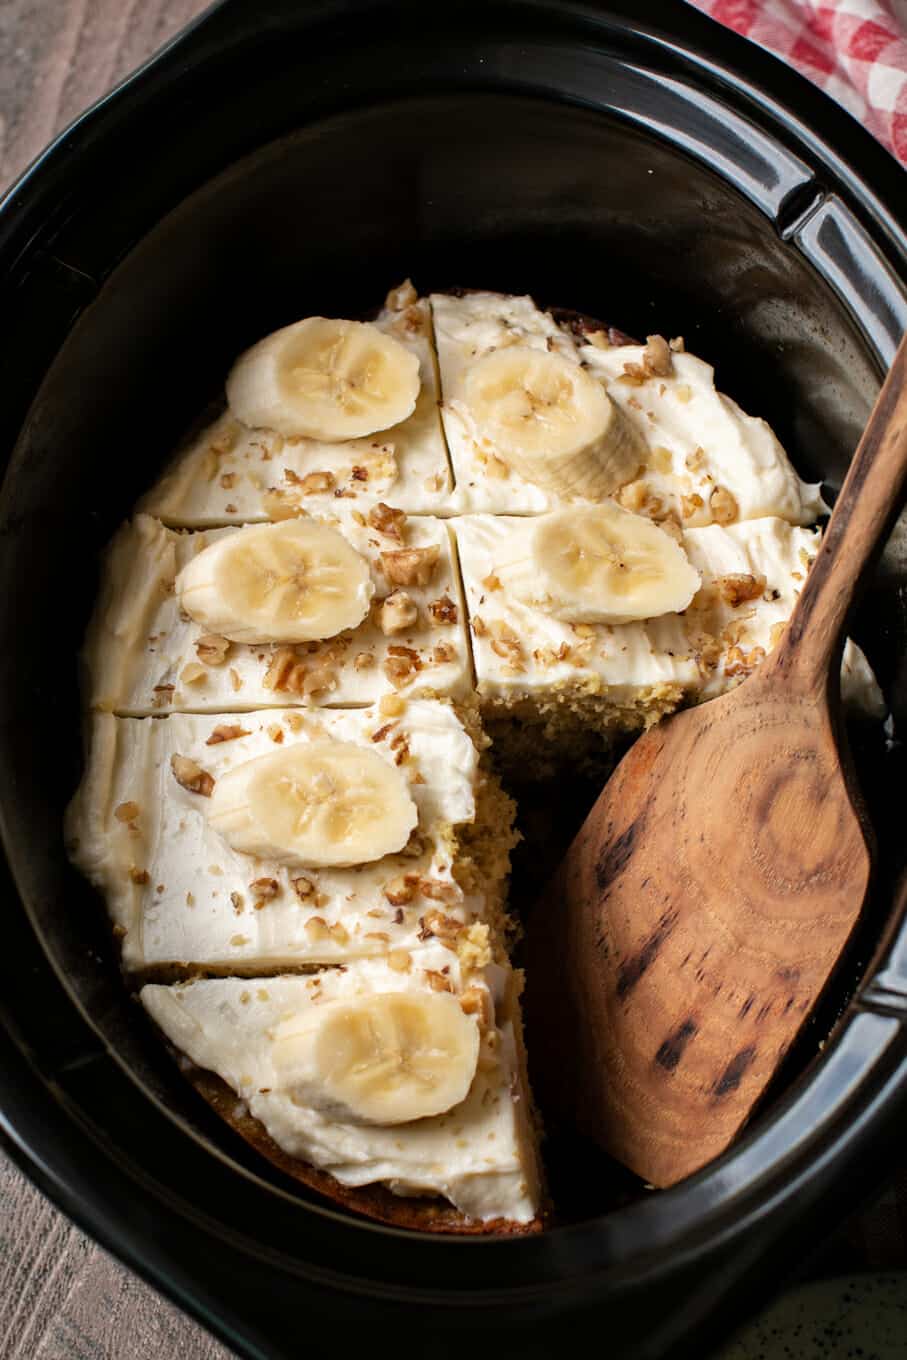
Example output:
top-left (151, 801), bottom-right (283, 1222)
top-left (66, 281), bottom-right (883, 1234)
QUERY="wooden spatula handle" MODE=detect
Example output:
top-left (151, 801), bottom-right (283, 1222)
top-left (765, 331), bottom-right (907, 693)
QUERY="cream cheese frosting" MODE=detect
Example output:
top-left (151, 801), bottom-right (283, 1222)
top-left (84, 512), bottom-right (470, 715)
top-left (65, 701), bottom-right (489, 974)
top-left (140, 948), bottom-right (539, 1223)
top-left (141, 294), bottom-right (453, 526)
top-left (453, 512), bottom-right (880, 715)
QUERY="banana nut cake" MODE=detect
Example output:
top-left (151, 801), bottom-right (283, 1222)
top-left (65, 281), bottom-right (883, 1233)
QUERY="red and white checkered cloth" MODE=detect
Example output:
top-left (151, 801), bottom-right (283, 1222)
top-left (686, 0), bottom-right (907, 162)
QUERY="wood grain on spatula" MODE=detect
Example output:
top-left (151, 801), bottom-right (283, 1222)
top-left (526, 333), bottom-right (907, 1189)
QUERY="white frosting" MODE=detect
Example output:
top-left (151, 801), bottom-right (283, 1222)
top-left (141, 298), bottom-right (453, 525)
top-left (85, 512), bottom-right (470, 715)
top-left (140, 949), bottom-right (539, 1223)
top-left (454, 513), bottom-right (881, 714)
top-left (65, 701), bottom-right (485, 973)
top-left (579, 343), bottom-right (826, 527)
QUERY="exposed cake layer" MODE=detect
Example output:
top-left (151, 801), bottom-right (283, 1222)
top-left (65, 701), bottom-right (512, 975)
top-left (85, 512), bottom-right (470, 715)
top-left (141, 293), bottom-right (453, 526)
top-left (141, 947), bottom-right (540, 1223)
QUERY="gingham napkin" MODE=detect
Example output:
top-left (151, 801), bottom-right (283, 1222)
top-left (686, 0), bottom-right (907, 163)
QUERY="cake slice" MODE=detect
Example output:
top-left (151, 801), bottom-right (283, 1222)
top-left (140, 947), bottom-right (541, 1230)
top-left (84, 511), bottom-right (470, 715)
top-left (65, 700), bottom-right (516, 977)
top-left (141, 284), bottom-right (453, 526)
top-left (453, 509), bottom-right (879, 769)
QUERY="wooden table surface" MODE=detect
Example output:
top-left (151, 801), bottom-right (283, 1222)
top-left (0, 11), bottom-right (234, 1357)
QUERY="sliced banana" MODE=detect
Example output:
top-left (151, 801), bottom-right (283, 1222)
top-left (496, 504), bottom-right (701, 624)
top-left (272, 992), bottom-right (480, 1124)
top-left (226, 317), bottom-right (421, 440)
top-left (175, 519), bottom-right (374, 645)
top-left (462, 346), bottom-right (644, 499)
top-left (207, 740), bottom-right (418, 867)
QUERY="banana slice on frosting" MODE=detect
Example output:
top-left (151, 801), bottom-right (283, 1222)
top-left (496, 504), bottom-right (701, 625)
top-left (175, 519), bottom-right (374, 645)
top-left (272, 992), bottom-right (480, 1125)
top-left (226, 316), bottom-right (421, 440)
top-left (462, 346), bottom-right (643, 499)
top-left (207, 739), bottom-right (418, 868)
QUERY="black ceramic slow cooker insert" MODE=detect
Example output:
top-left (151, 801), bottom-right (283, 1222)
top-left (2, 3), bottom-right (907, 1357)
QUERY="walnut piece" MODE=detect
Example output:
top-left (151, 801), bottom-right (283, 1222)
top-left (383, 645), bottom-right (423, 690)
top-left (250, 877), bottom-right (279, 904)
top-left (378, 590), bottom-right (419, 636)
top-left (171, 755), bottom-right (214, 797)
top-left (291, 469), bottom-right (335, 495)
top-left (717, 573), bottom-right (767, 607)
top-left (206, 724), bottom-right (250, 745)
top-left (196, 634), bottom-right (231, 666)
top-left (263, 646), bottom-right (308, 695)
top-left (384, 875), bottom-right (416, 906)
top-left (380, 545), bottom-right (439, 587)
top-left (710, 485), bottom-right (739, 525)
top-left (368, 502), bottom-right (407, 541)
top-left (428, 593), bottom-right (458, 625)
top-left (644, 334), bottom-right (673, 377)
top-left (114, 801), bottom-right (140, 823)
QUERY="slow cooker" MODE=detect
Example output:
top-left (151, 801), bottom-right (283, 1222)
top-left (2, 2), bottom-right (907, 1356)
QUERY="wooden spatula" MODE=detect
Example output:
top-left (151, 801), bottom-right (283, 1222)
top-left (526, 334), bottom-right (907, 1189)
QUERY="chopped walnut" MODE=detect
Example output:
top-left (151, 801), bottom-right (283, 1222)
top-left (419, 907), bottom-right (463, 946)
top-left (471, 616), bottom-right (488, 637)
top-left (196, 634), bottom-right (231, 666)
top-left (424, 969), bottom-right (453, 994)
top-left (250, 878), bottom-right (279, 905)
top-left (379, 692), bottom-right (405, 717)
top-left (489, 619), bottom-right (525, 670)
top-left (709, 485), bottom-right (739, 525)
top-left (481, 573), bottom-right (502, 593)
top-left (388, 949), bottom-right (412, 973)
top-left (263, 646), bottom-right (308, 695)
top-left (353, 651), bottom-right (375, 671)
top-left (351, 465), bottom-right (368, 482)
top-left (115, 801), bottom-right (140, 823)
top-left (618, 479), bottom-right (665, 520)
top-left (220, 472), bottom-right (237, 490)
top-left (717, 574), bottom-right (767, 607)
top-left (384, 875), bottom-right (416, 906)
top-left (685, 446), bottom-right (706, 473)
top-left (262, 487), bottom-right (303, 520)
top-left (459, 985), bottom-right (493, 1027)
top-left (371, 723), bottom-right (396, 743)
top-left (379, 590), bottom-right (419, 635)
top-left (368, 502), bottom-right (407, 541)
top-left (293, 469), bottom-right (335, 495)
top-left (292, 876), bottom-right (315, 901)
top-left (231, 892), bottom-right (246, 915)
top-left (383, 646), bottom-right (423, 689)
top-left (171, 755), bottom-right (214, 797)
top-left (681, 492), bottom-right (705, 520)
top-left (644, 334), bottom-right (673, 377)
top-left (304, 917), bottom-right (331, 942)
top-left (385, 278), bottom-right (418, 311)
top-left (206, 723), bottom-right (250, 745)
top-left (180, 662), bottom-right (208, 686)
top-left (129, 866), bottom-right (149, 885)
top-left (670, 336), bottom-right (685, 353)
top-left (330, 922), bottom-right (350, 945)
top-left (208, 419), bottom-right (239, 456)
top-left (431, 643), bottom-right (456, 665)
top-left (380, 544), bottom-right (439, 587)
top-left (725, 643), bottom-right (767, 678)
top-left (428, 593), bottom-right (458, 625)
